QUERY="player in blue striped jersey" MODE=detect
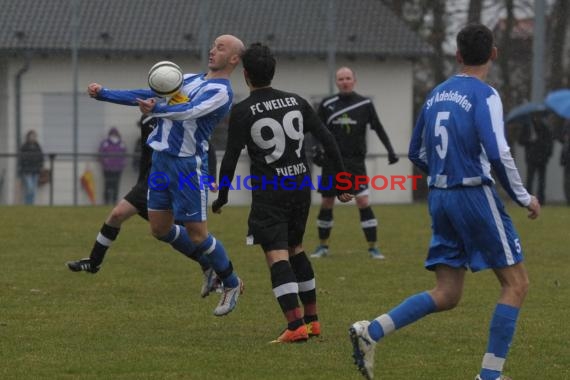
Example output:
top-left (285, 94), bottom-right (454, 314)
top-left (349, 24), bottom-right (540, 380)
top-left (87, 35), bottom-right (246, 316)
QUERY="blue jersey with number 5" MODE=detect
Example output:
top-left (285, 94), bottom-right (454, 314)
top-left (409, 74), bottom-right (530, 207)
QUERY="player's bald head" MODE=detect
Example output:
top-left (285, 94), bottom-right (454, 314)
top-left (336, 66), bottom-right (355, 79)
top-left (216, 34), bottom-right (245, 57)
top-left (335, 66), bottom-right (356, 94)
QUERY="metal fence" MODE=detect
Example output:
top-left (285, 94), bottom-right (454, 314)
top-left (0, 152), bottom-right (140, 206)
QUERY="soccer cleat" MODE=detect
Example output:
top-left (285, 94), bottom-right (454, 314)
top-left (368, 248), bottom-right (385, 260)
top-left (475, 376), bottom-right (512, 380)
top-left (306, 321), bottom-right (321, 337)
top-left (270, 324), bottom-right (309, 343)
top-left (310, 245), bottom-right (329, 258)
top-left (66, 258), bottom-right (100, 274)
top-left (213, 278), bottom-right (244, 316)
top-left (200, 267), bottom-right (218, 298)
top-left (349, 320), bottom-right (377, 380)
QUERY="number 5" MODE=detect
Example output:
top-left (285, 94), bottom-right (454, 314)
top-left (435, 111), bottom-right (449, 159)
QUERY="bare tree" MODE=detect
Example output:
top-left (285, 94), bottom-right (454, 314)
top-left (467, 0), bottom-right (483, 24)
top-left (382, 0), bottom-right (405, 16)
top-left (428, 0), bottom-right (447, 85)
top-left (496, 0), bottom-right (516, 112)
top-left (548, 0), bottom-right (570, 89)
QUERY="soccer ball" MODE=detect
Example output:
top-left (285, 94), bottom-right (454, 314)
top-left (147, 61), bottom-right (183, 96)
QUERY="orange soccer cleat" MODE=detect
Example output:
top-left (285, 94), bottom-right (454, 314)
top-left (270, 324), bottom-right (309, 343)
top-left (306, 321), bottom-right (321, 337)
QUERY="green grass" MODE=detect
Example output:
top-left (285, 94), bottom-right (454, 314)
top-left (0, 204), bottom-right (568, 379)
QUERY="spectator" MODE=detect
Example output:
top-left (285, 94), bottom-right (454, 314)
top-left (518, 113), bottom-right (553, 204)
top-left (99, 127), bottom-right (127, 205)
top-left (18, 130), bottom-right (44, 205)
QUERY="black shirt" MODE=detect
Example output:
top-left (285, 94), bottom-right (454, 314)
top-left (137, 117), bottom-right (155, 185)
top-left (218, 87), bottom-right (345, 202)
top-left (317, 92), bottom-right (395, 161)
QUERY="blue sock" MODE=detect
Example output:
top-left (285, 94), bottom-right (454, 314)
top-left (368, 291), bottom-right (436, 341)
top-left (480, 304), bottom-right (520, 380)
top-left (158, 226), bottom-right (210, 270)
top-left (196, 234), bottom-right (238, 288)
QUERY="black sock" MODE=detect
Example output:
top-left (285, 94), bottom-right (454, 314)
top-left (270, 260), bottom-right (302, 328)
top-left (89, 223), bottom-right (120, 266)
top-left (290, 252), bottom-right (318, 322)
top-left (359, 206), bottom-right (377, 243)
top-left (317, 208), bottom-right (333, 241)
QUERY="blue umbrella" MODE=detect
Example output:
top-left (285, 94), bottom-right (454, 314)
top-left (545, 89), bottom-right (570, 119)
top-left (505, 102), bottom-right (547, 123)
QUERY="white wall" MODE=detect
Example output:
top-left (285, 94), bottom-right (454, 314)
top-left (5, 54), bottom-right (417, 205)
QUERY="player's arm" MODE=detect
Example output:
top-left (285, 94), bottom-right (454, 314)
top-left (212, 109), bottom-right (247, 213)
top-left (408, 107), bottom-right (429, 173)
top-left (307, 100), bottom-right (329, 165)
top-left (152, 86), bottom-right (230, 121)
top-left (305, 103), bottom-right (352, 201)
top-left (369, 103), bottom-right (399, 164)
top-left (305, 106), bottom-right (345, 172)
top-left (477, 92), bottom-right (534, 208)
top-left (88, 83), bottom-right (154, 106)
top-left (208, 142), bottom-right (218, 185)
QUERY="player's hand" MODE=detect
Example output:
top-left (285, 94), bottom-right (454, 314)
top-left (388, 153), bottom-right (399, 165)
top-left (87, 83), bottom-right (102, 98)
top-left (137, 98), bottom-right (156, 114)
top-left (337, 192), bottom-right (354, 203)
top-left (212, 197), bottom-right (227, 214)
top-left (209, 182), bottom-right (219, 193)
top-left (526, 195), bottom-right (541, 220)
top-left (311, 146), bottom-right (326, 167)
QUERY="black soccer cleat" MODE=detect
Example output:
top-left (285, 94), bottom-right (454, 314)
top-left (66, 258), bottom-right (100, 274)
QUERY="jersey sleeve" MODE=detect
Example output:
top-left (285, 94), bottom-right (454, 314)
top-left (207, 142), bottom-right (217, 183)
top-left (152, 85), bottom-right (230, 121)
top-left (477, 91), bottom-right (531, 206)
top-left (303, 100), bottom-right (346, 177)
top-left (408, 106), bottom-right (429, 173)
top-left (217, 107), bottom-right (248, 202)
top-left (317, 100), bottom-right (327, 124)
top-left (97, 88), bottom-right (155, 106)
top-left (368, 103), bottom-right (396, 155)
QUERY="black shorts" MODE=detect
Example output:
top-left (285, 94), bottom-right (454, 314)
top-left (247, 190), bottom-right (311, 251)
top-left (318, 158), bottom-right (367, 197)
top-left (123, 182), bottom-right (149, 220)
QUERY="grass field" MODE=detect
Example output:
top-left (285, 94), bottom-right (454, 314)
top-left (1, 204), bottom-right (568, 379)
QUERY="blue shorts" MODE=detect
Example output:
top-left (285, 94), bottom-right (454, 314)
top-left (147, 151), bottom-right (211, 222)
top-left (425, 186), bottom-right (524, 272)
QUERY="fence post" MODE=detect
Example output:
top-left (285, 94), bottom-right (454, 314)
top-left (49, 153), bottom-right (55, 206)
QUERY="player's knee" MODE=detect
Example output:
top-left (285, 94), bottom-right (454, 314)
top-left (321, 197), bottom-right (335, 208)
top-left (108, 207), bottom-right (128, 224)
top-left (439, 296), bottom-right (460, 311)
top-left (507, 276), bottom-right (530, 300)
top-left (431, 288), bottom-right (462, 311)
top-left (149, 225), bottom-right (170, 239)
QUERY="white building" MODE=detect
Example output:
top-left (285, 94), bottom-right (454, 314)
top-left (0, 0), bottom-right (433, 206)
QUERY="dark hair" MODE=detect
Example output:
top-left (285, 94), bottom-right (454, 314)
top-left (457, 23), bottom-right (494, 66)
top-left (242, 43), bottom-right (275, 87)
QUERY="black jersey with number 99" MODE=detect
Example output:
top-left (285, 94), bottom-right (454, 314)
top-left (227, 88), bottom-right (321, 185)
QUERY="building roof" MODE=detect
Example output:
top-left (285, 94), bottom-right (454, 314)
top-left (0, 0), bottom-right (432, 57)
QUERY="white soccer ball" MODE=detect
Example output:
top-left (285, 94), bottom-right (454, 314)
top-left (147, 61), bottom-right (183, 96)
